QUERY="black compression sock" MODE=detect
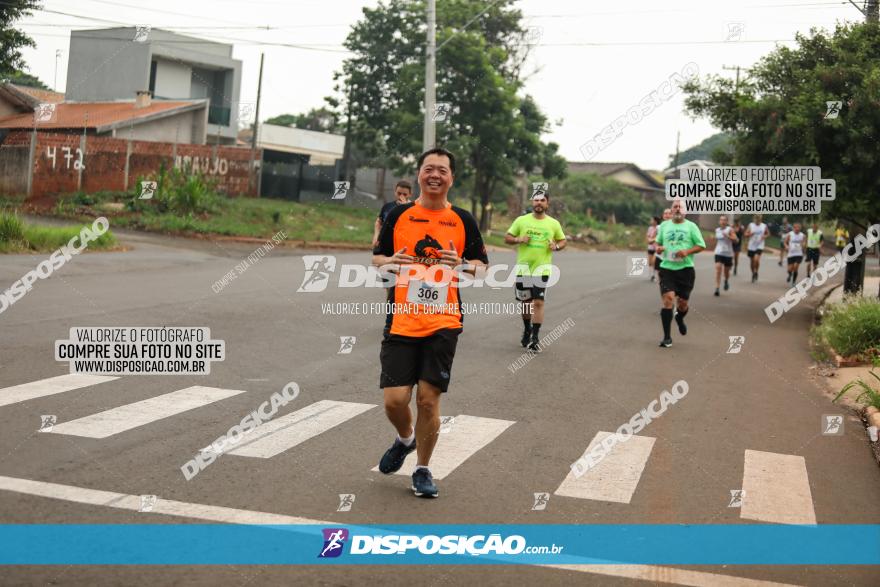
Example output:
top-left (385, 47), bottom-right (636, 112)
top-left (792, 270), bottom-right (798, 282)
top-left (531, 323), bottom-right (542, 339)
top-left (522, 317), bottom-right (531, 333)
top-left (661, 308), bottom-right (673, 339)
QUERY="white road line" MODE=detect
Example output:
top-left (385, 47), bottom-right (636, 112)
top-left (47, 386), bottom-right (247, 439)
top-left (741, 450), bottom-right (817, 525)
top-left (554, 431), bottom-right (655, 503)
top-left (372, 415), bottom-right (515, 480)
top-left (0, 475), bottom-right (802, 586)
top-left (0, 475), bottom-right (329, 524)
top-left (226, 400), bottom-right (376, 458)
top-left (0, 375), bottom-right (118, 408)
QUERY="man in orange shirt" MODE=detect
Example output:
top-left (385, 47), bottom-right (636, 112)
top-left (371, 148), bottom-right (488, 498)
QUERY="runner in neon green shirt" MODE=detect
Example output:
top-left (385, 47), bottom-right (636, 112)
top-left (654, 200), bottom-right (706, 348)
top-left (505, 191), bottom-right (566, 351)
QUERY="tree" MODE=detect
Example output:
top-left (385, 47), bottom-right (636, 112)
top-left (264, 107), bottom-right (341, 133)
top-left (556, 172), bottom-right (648, 225)
top-left (0, 1), bottom-right (41, 79)
top-left (6, 69), bottom-right (48, 89)
top-left (669, 132), bottom-right (732, 167)
top-left (337, 0), bottom-right (565, 230)
top-left (683, 22), bottom-right (880, 292)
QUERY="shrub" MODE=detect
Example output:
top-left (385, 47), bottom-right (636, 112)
top-left (132, 164), bottom-right (221, 216)
top-left (0, 211), bottom-right (25, 244)
top-left (817, 296), bottom-right (880, 359)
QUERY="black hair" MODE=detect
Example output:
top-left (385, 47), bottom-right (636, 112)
top-left (417, 147), bottom-right (456, 176)
top-left (395, 180), bottom-right (412, 192)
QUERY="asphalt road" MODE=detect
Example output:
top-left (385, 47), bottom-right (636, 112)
top-left (1, 228), bottom-right (878, 586)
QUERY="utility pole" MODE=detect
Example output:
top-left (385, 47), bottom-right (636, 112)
top-left (722, 65), bottom-right (741, 92)
top-left (54, 50), bottom-right (61, 92)
top-left (841, 1), bottom-right (876, 294)
top-left (848, 0), bottom-right (878, 21)
top-left (672, 131), bottom-right (680, 173)
top-left (341, 82), bottom-right (353, 182)
top-left (250, 52), bottom-right (264, 195)
top-left (422, 0), bottom-right (437, 151)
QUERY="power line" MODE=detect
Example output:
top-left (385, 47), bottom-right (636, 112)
top-left (539, 39), bottom-right (798, 46)
top-left (23, 28), bottom-right (800, 48)
top-left (524, 0), bottom-right (850, 18)
top-left (23, 21), bottom-right (349, 30)
top-left (78, 0), bottom-right (264, 27)
top-left (20, 29), bottom-right (352, 52)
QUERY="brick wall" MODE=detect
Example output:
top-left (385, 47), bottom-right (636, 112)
top-left (0, 130), bottom-right (260, 200)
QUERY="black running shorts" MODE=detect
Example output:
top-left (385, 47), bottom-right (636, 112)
top-left (659, 267), bottom-right (696, 300)
top-left (379, 328), bottom-right (461, 393)
top-left (787, 255), bottom-right (803, 265)
top-left (747, 249), bottom-right (763, 258)
top-left (806, 248), bottom-right (820, 263)
top-left (514, 274), bottom-right (550, 302)
top-left (714, 254), bottom-right (733, 267)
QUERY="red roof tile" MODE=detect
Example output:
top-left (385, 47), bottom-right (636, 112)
top-left (10, 84), bottom-right (64, 104)
top-left (0, 100), bottom-right (201, 130)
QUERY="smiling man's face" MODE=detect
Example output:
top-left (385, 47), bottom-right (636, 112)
top-left (418, 154), bottom-right (453, 198)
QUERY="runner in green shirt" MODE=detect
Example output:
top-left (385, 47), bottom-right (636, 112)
top-left (654, 200), bottom-right (706, 348)
top-left (505, 191), bottom-right (566, 351)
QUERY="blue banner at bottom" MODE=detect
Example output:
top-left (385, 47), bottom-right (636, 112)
top-left (1, 524), bottom-right (879, 565)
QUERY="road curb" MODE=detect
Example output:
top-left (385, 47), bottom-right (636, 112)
top-left (860, 407), bottom-right (880, 467)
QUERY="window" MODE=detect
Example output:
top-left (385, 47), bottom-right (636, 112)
top-left (149, 60), bottom-right (157, 93)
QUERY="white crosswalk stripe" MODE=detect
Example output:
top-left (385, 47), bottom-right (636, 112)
top-left (225, 400), bottom-right (376, 458)
top-left (555, 431), bottom-right (655, 503)
top-left (46, 386), bottom-right (247, 439)
top-left (740, 449), bottom-right (817, 525)
top-left (0, 475), bottom-right (803, 586)
top-left (0, 375), bottom-right (820, 534)
top-left (372, 414), bottom-right (515, 480)
top-left (0, 374), bottom-right (118, 408)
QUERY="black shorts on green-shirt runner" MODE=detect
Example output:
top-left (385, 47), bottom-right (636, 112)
top-left (514, 274), bottom-right (549, 302)
top-left (659, 267), bottom-right (696, 300)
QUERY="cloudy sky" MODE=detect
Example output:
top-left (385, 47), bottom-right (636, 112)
top-left (18, 0), bottom-right (861, 170)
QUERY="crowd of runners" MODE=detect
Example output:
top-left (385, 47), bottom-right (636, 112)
top-left (364, 147), bottom-right (842, 499)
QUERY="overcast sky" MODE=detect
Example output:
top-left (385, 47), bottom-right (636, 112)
top-left (18, 0), bottom-right (861, 170)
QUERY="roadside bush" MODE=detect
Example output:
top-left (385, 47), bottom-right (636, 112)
top-left (0, 211), bottom-right (25, 239)
top-left (817, 296), bottom-right (880, 359)
top-left (0, 211), bottom-right (26, 247)
top-left (131, 164), bottom-right (221, 216)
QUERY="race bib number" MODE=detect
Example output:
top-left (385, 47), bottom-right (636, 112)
top-left (666, 249), bottom-right (681, 261)
top-left (406, 279), bottom-right (448, 307)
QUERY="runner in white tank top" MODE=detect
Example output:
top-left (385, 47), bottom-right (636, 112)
top-left (784, 223), bottom-right (806, 285)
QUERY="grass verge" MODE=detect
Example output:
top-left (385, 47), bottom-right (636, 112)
top-left (814, 295), bottom-right (880, 361)
top-left (0, 211), bottom-right (116, 253)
